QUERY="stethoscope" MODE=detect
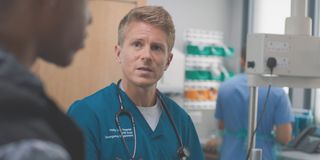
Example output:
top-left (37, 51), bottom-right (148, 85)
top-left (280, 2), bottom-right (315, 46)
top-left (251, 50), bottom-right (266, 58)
top-left (115, 79), bottom-right (190, 160)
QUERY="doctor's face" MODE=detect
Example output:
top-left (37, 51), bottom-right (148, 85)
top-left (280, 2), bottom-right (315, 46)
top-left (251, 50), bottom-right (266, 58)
top-left (116, 21), bottom-right (173, 88)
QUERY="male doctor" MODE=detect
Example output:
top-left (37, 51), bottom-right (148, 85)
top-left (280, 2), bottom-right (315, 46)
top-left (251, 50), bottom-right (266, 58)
top-left (68, 6), bottom-right (204, 160)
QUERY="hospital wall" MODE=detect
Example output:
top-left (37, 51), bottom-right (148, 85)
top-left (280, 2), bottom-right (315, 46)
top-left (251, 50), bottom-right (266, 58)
top-left (148, 0), bottom-right (244, 73)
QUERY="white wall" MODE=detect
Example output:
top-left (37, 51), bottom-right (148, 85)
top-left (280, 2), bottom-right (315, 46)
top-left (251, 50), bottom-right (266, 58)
top-left (147, 0), bottom-right (244, 73)
top-left (147, 0), bottom-right (230, 51)
top-left (227, 0), bottom-right (245, 73)
top-left (252, 0), bottom-right (291, 34)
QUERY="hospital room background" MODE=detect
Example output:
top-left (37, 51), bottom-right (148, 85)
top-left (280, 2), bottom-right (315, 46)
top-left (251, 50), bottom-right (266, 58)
top-left (31, 0), bottom-right (320, 159)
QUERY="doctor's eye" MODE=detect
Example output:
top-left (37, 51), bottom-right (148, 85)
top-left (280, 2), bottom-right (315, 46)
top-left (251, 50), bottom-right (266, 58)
top-left (132, 41), bottom-right (143, 49)
top-left (151, 44), bottom-right (164, 53)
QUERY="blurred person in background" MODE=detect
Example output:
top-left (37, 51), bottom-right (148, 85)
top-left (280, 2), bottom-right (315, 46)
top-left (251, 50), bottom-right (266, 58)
top-left (205, 48), bottom-right (294, 160)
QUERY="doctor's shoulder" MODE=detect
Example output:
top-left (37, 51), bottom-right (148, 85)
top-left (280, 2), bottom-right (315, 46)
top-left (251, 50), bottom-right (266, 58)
top-left (67, 83), bottom-right (117, 117)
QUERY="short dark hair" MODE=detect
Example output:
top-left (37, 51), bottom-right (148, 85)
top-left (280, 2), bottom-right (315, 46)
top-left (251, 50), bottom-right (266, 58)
top-left (0, 0), bottom-right (13, 11)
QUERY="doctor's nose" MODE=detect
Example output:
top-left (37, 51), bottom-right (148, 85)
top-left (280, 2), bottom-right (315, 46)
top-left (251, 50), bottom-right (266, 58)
top-left (140, 46), bottom-right (152, 61)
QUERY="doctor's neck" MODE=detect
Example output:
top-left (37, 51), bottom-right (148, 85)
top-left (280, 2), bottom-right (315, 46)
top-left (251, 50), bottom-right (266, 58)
top-left (121, 80), bottom-right (157, 107)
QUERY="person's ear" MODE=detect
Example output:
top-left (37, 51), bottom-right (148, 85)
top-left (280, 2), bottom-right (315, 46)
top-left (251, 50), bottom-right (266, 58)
top-left (115, 45), bottom-right (122, 64)
top-left (164, 53), bottom-right (173, 71)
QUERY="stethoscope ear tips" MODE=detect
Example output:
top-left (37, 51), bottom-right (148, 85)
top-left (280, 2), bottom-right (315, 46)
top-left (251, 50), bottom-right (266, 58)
top-left (177, 147), bottom-right (190, 160)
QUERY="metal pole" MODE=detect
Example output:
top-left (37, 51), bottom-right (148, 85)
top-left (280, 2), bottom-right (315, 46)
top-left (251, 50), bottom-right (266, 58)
top-left (251, 148), bottom-right (262, 160)
top-left (247, 86), bottom-right (259, 160)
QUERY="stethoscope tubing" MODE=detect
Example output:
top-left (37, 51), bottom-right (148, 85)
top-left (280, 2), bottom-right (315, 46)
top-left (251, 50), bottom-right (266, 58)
top-left (115, 80), bottom-right (137, 159)
top-left (156, 90), bottom-right (184, 148)
top-left (115, 79), bottom-right (188, 160)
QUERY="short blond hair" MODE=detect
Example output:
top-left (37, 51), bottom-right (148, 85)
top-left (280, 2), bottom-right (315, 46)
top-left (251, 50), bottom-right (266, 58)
top-left (118, 6), bottom-right (175, 51)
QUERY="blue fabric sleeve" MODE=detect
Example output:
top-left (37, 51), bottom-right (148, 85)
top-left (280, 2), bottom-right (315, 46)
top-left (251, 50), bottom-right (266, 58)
top-left (185, 115), bottom-right (205, 160)
top-left (215, 89), bottom-right (224, 120)
top-left (67, 101), bottom-right (99, 160)
top-left (273, 91), bottom-right (294, 125)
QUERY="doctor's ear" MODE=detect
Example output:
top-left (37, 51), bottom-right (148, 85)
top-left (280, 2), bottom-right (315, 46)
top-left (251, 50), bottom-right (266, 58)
top-left (164, 53), bottom-right (173, 71)
top-left (115, 45), bottom-right (122, 63)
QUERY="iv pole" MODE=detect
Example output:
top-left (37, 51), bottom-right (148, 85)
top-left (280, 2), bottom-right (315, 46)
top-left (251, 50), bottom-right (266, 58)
top-left (247, 0), bottom-right (311, 159)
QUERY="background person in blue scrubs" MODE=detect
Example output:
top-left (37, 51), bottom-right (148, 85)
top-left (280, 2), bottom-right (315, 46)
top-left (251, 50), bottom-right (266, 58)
top-left (68, 6), bottom-right (204, 160)
top-left (205, 49), bottom-right (294, 160)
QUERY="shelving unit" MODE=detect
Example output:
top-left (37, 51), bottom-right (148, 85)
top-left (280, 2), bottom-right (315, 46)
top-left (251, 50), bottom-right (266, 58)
top-left (183, 29), bottom-right (234, 110)
top-left (184, 100), bottom-right (217, 110)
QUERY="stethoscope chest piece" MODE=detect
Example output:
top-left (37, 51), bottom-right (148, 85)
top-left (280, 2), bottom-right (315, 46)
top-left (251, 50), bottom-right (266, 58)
top-left (178, 147), bottom-right (190, 160)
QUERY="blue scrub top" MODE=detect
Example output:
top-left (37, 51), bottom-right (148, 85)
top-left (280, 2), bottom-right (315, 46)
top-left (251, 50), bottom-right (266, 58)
top-left (68, 83), bottom-right (204, 160)
top-left (215, 74), bottom-right (294, 160)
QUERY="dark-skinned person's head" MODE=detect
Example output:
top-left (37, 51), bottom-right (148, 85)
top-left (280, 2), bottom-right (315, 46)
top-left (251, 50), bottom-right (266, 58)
top-left (0, 0), bottom-right (92, 67)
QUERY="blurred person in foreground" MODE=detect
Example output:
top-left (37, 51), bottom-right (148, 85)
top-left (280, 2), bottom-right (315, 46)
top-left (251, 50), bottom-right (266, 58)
top-left (0, 0), bottom-right (91, 159)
